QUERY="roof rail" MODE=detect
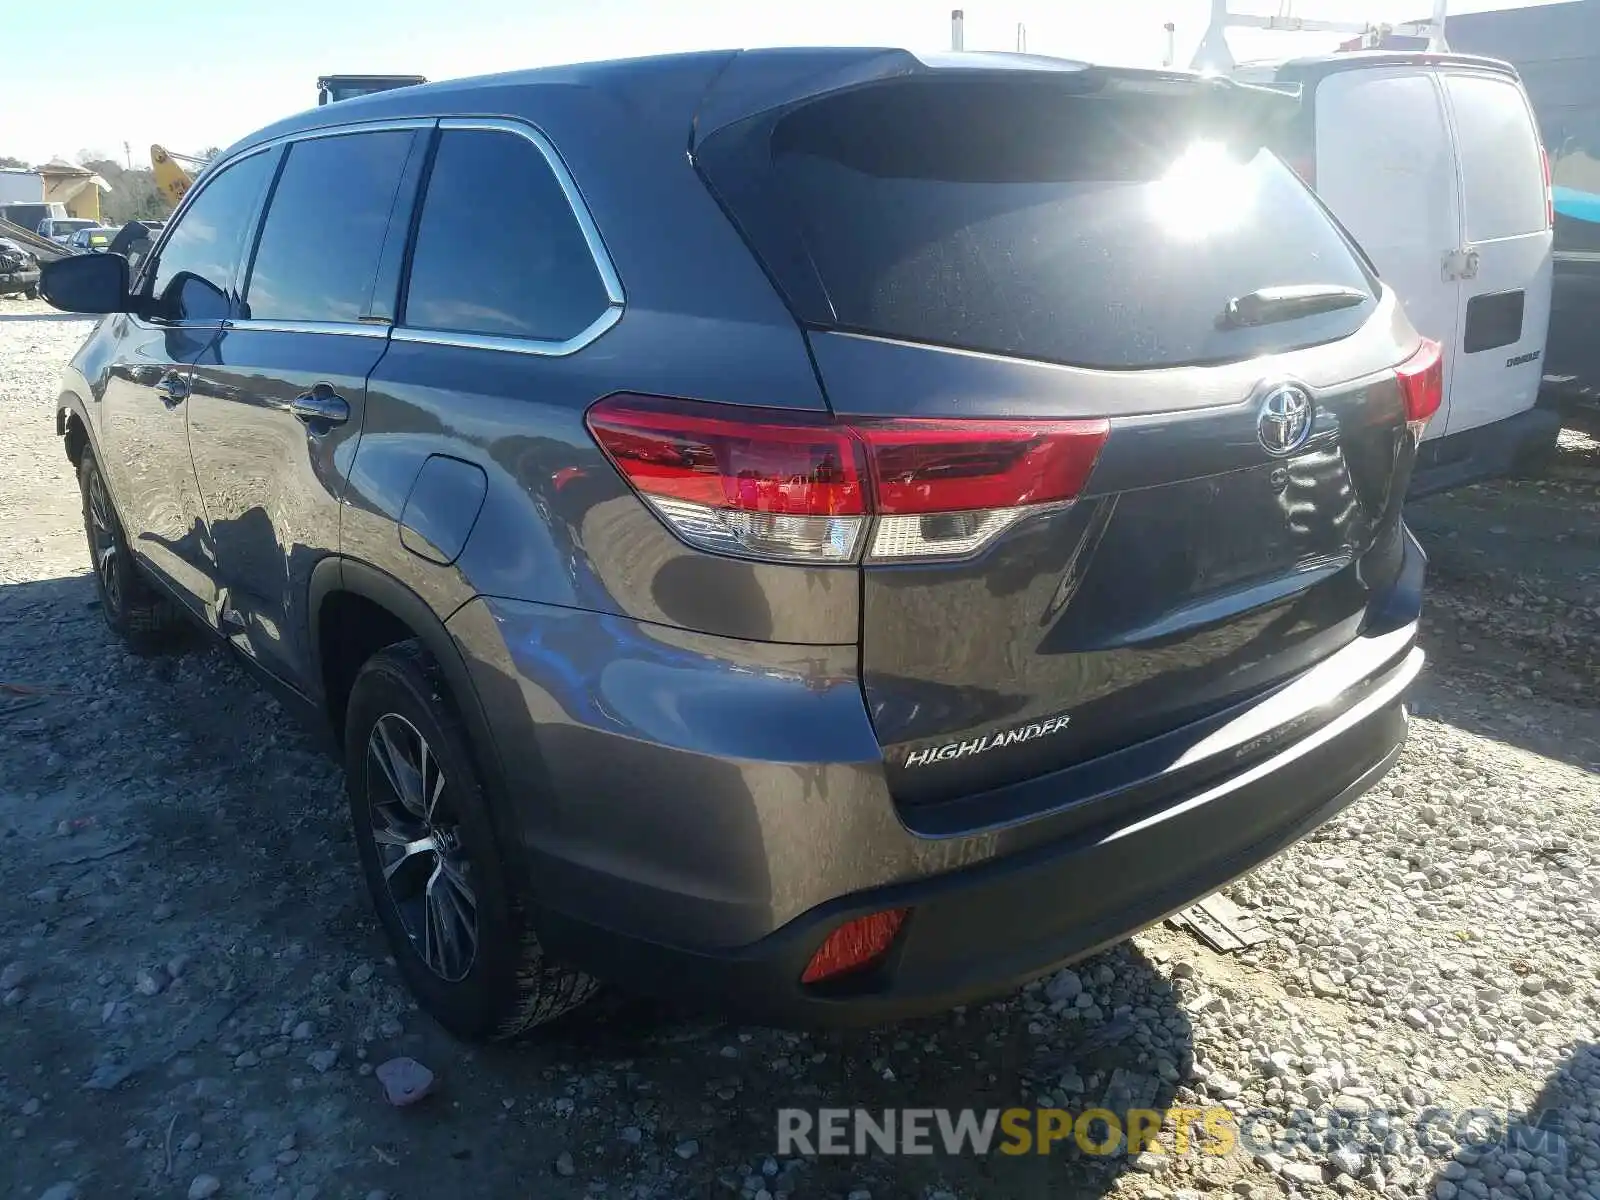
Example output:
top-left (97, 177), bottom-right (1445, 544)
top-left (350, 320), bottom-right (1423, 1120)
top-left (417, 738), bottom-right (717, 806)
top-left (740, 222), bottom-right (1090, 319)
top-left (1191, 0), bottom-right (1449, 73)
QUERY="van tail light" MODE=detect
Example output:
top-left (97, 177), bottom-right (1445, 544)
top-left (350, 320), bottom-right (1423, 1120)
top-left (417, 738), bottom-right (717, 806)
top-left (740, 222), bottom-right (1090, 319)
top-left (1541, 146), bottom-right (1554, 229)
top-left (1289, 155), bottom-right (1316, 189)
top-left (586, 394), bottom-right (1109, 564)
top-left (1396, 338), bottom-right (1444, 439)
top-left (800, 908), bottom-right (909, 985)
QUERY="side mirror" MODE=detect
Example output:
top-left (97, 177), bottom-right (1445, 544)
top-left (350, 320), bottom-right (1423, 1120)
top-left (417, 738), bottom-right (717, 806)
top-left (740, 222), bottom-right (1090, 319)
top-left (40, 252), bottom-right (131, 314)
top-left (165, 270), bottom-right (230, 323)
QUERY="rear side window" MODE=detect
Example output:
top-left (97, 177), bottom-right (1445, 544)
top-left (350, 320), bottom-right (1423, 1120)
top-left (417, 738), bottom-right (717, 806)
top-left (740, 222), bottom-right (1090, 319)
top-left (149, 151), bottom-right (273, 322)
top-left (1310, 69), bottom-right (1462, 258)
top-left (403, 127), bottom-right (612, 342)
top-left (753, 79), bottom-right (1376, 370)
top-left (1444, 73), bottom-right (1547, 242)
top-left (245, 130), bottom-right (414, 323)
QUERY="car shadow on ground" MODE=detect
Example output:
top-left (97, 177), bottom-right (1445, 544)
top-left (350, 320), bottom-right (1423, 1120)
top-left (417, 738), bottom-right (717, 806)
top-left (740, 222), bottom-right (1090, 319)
top-left (1426, 1042), bottom-right (1600, 1200)
top-left (0, 567), bottom-right (1199, 1198)
top-left (1406, 420), bottom-right (1599, 774)
top-left (476, 942), bottom-right (1199, 1198)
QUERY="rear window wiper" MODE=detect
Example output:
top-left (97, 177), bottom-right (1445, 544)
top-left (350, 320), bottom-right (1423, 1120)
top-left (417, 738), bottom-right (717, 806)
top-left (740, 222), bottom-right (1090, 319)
top-left (1219, 285), bottom-right (1369, 330)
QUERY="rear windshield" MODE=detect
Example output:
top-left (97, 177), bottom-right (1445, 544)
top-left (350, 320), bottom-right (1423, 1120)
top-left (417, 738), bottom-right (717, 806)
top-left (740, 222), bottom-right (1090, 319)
top-left (763, 78), bottom-right (1377, 369)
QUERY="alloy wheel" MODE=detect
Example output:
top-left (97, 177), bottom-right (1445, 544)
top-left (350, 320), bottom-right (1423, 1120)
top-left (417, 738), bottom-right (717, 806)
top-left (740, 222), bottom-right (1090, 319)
top-left (364, 712), bottom-right (479, 982)
top-left (86, 468), bottom-right (121, 615)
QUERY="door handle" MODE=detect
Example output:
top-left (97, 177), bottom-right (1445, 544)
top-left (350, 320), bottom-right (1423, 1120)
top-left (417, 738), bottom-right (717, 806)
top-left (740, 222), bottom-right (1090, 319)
top-left (156, 374), bottom-right (189, 406)
top-left (290, 387), bottom-right (350, 426)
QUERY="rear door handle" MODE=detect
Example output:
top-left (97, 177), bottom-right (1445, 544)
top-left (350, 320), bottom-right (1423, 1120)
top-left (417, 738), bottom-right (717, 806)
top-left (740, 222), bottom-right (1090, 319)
top-left (156, 374), bottom-right (189, 406)
top-left (290, 387), bottom-right (350, 426)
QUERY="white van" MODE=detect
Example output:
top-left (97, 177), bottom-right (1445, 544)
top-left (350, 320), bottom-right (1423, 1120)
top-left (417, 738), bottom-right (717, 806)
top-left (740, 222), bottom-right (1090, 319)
top-left (1237, 52), bottom-right (1559, 496)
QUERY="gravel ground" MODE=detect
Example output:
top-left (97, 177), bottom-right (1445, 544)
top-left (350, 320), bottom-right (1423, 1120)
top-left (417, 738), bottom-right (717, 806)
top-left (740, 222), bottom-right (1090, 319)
top-left (1, 292), bottom-right (1596, 1200)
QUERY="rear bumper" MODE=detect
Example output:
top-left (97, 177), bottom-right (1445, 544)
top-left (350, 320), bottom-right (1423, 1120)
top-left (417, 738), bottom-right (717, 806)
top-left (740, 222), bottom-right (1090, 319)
top-left (539, 645), bottom-right (1418, 1026)
top-left (1408, 405), bottom-right (1563, 498)
top-left (452, 523), bottom-right (1427, 1027)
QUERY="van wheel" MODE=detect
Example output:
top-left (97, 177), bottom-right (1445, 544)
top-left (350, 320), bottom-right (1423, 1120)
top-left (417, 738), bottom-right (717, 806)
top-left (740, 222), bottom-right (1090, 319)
top-left (78, 448), bottom-right (187, 652)
top-left (345, 640), bottom-right (600, 1040)
top-left (1510, 420), bottom-right (1562, 480)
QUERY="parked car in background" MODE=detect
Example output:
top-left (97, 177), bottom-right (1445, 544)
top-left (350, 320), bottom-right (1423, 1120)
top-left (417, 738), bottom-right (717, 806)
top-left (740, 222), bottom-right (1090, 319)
top-left (38, 217), bottom-right (102, 244)
top-left (1418, 0), bottom-right (1600, 429)
top-left (67, 226), bottom-right (115, 253)
top-left (41, 49), bottom-right (1431, 1037)
top-left (1238, 51), bottom-right (1558, 493)
top-left (0, 237), bottom-right (40, 297)
top-left (0, 201), bottom-right (67, 232)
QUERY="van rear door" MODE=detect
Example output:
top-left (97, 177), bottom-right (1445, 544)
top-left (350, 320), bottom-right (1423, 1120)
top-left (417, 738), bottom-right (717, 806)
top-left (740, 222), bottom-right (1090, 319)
top-left (1312, 65), bottom-right (1464, 440)
top-left (1437, 68), bottom-right (1553, 437)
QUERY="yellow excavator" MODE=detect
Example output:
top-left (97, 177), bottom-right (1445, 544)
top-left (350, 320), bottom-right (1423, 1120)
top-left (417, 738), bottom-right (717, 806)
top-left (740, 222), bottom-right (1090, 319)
top-left (150, 144), bottom-right (204, 211)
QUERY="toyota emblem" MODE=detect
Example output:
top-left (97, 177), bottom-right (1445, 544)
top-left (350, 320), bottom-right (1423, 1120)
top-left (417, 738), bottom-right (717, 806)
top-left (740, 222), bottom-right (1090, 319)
top-left (1256, 384), bottom-right (1314, 456)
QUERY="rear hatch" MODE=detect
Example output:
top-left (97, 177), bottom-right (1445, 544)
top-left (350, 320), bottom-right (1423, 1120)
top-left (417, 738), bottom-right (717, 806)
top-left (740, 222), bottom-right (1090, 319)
top-left (691, 60), bottom-right (1428, 807)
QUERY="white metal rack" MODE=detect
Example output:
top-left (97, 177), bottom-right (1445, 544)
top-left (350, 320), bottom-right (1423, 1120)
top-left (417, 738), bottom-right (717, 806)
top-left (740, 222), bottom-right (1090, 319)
top-left (1190, 0), bottom-right (1451, 73)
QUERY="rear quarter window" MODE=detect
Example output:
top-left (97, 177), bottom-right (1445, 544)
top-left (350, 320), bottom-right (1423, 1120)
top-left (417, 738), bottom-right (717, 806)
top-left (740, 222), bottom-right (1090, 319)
top-left (1445, 72), bottom-right (1548, 242)
top-left (402, 126), bottom-right (613, 343)
top-left (751, 78), bottom-right (1378, 370)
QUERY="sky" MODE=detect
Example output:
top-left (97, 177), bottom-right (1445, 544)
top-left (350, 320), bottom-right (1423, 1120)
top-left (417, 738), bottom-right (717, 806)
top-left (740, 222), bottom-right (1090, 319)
top-left (0, 0), bottom-right (1563, 168)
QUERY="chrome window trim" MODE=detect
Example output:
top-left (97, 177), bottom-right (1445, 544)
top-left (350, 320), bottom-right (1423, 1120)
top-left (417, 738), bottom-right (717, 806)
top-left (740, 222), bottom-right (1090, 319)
top-left (393, 305), bottom-right (622, 358)
top-left (223, 318), bottom-right (390, 338)
top-left (128, 143), bottom-right (283, 333)
top-left (394, 116), bottom-right (625, 357)
top-left (139, 141), bottom-right (279, 270)
top-left (222, 117), bottom-right (439, 161)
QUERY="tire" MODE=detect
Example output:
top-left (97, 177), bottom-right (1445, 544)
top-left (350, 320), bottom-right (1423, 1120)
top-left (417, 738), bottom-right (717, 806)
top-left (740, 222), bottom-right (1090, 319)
top-left (344, 640), bottom-right (599, 1040)
top-left (78, 448), bottom-right (187, 652)
top-left (1510, 413), bottom-right (1563, 480)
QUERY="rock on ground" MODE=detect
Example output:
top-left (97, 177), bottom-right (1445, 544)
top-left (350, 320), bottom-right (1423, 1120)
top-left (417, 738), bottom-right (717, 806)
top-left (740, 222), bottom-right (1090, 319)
top-left (0, 295), bottom-right (1596, 1199)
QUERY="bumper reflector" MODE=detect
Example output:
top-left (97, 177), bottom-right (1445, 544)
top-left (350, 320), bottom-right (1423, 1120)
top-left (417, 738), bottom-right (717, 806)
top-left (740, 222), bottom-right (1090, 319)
top-left (800, 908), bottom-right (909, 985)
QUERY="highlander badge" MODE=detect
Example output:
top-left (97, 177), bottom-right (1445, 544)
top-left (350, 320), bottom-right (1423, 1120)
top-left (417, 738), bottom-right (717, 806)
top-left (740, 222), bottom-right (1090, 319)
top-left (903, 714), bottom-right (1071, 769)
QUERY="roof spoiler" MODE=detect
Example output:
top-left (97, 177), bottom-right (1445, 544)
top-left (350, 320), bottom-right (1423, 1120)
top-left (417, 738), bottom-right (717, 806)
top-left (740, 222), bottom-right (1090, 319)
top-left (691, 50), bottom-right (1299, 151)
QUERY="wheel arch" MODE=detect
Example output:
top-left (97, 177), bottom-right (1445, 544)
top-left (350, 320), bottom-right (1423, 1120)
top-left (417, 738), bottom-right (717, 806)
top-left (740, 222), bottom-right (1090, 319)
top-left (309, 557), bottom-right (530, 895)
top-left (56, 390), bottom-right (95, 469)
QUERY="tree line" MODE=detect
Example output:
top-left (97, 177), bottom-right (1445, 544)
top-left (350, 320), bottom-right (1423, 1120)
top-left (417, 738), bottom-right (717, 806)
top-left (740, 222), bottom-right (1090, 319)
top-left (1, 149), bottom-right (221, 225)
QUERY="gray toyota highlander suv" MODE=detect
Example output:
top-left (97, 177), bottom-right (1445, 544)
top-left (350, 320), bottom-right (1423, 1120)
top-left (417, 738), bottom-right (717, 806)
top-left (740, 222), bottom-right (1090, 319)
top-left (41, 49), bottom-right (1435, 1038)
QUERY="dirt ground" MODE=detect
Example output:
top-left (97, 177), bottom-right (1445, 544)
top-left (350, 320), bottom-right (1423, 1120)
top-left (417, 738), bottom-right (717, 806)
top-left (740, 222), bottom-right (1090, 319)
top-left (1, 296), bottom-right (1596, 1200)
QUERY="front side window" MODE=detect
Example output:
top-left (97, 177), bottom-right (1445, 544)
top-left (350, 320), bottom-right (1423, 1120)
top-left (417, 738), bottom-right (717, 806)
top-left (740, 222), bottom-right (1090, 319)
top-left (244, 130), bottom-right (414, 323)
top-left (149, 151), bottom-right (273, 323)
top-left (403, 127), bottom-right (611, 342)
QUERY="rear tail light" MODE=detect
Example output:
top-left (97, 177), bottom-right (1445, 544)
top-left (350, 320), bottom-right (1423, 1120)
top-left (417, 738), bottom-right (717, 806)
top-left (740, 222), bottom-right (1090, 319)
top-left (1289, 155), bottom-right (1316, 189)
top-left (587, 394), bottom-right (1109, 565)
top-left (800, 908), bottom-right (908, 985)
top-left (1396, 338), bottom-right (1444, 438)
top-left (1541, 146), bottom-right (1555, 229)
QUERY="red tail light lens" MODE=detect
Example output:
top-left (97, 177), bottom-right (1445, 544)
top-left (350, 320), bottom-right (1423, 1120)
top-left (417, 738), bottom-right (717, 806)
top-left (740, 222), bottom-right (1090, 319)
top-left (857, 419), bottom-right (1110, 515)
top-left (1396, 338), bottom-right (1444, 437)
top-left (586, 395), bottom-right (866, 515)
top-left (801, 908), bottom-right (908, 985)
top-left (586, 394), bottom-right (1109, 564)
top-left (1289, 155), bottom-right (1316, 189)
top-left (1541, 146), bottom-right (1554, 229)
top-left (587, 395), bottom-right (869, 563)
